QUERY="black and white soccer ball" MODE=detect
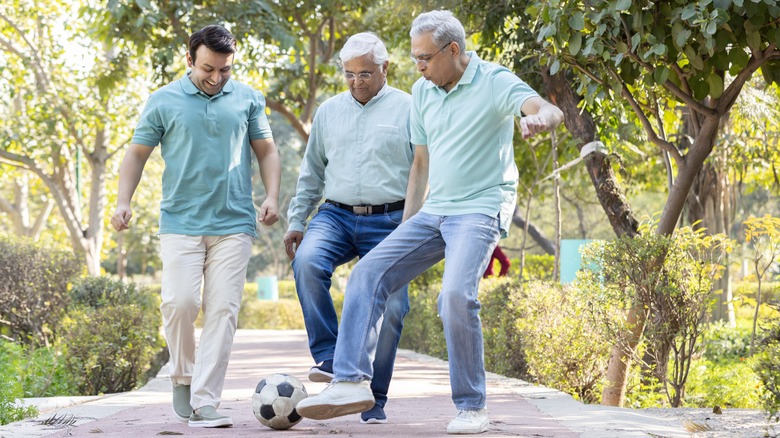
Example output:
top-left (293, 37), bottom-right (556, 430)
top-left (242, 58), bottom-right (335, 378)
top-left (252, 373), bottom-right (308, 430)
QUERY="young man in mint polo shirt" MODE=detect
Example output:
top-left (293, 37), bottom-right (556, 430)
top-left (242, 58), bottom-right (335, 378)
top-left (110, 25), bottom-right (281, 428)
top-left (297, 10), bottom-right (563, 435)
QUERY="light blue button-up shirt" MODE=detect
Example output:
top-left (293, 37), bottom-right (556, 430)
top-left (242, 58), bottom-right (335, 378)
top-left (411, 52), bottom-right (538, 237)
top-left (287, 84), bottom-right (413, 233)
top-left (131, 74), bottom-right (273, 237)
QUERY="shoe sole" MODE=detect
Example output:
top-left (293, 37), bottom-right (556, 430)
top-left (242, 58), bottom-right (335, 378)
top-left (188, 418), bottom-right (234, 428)
top-left (308, 369), bottom-right (334, 383)
top-left (297, 399), bottom-right (375, 420)
top-left (360, 417), bottom-right (388, 424)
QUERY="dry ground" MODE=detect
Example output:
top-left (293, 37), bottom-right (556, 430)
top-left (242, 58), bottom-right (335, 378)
top-left (642, 407), bottom-right (779, 437)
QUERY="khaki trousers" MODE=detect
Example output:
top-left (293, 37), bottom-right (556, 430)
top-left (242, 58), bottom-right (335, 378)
top-left (159, 233), bottom-right (253, 410)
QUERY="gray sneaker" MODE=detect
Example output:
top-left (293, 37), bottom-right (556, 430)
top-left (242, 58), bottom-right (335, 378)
top-left (188, 406), bottom-right (233, 428)
top-left (171, 384), bottom-right (192, 422)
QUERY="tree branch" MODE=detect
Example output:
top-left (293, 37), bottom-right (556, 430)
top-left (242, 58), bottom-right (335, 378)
top-left (717, 46), bottom-right (777, 114)
top-left (606, 68), bottom-right (683, 164)
top-left (266, 97), bottom-right (310, 144)
top-left (0, 11), bottom-right (50, 92)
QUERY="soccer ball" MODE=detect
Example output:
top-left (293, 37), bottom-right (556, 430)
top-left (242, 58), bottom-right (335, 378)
top-left (252, 373), bottom-right (308, 430)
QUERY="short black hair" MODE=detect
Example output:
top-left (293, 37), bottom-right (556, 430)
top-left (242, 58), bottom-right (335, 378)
top-left (189, 25), bottom-right (237, 63)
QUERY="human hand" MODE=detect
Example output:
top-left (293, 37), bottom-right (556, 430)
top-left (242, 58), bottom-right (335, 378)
top-left (283, 231), bottom-right (303, 260)
top-left (111, 205), bottom-right (133, 231)
top-left (519, 114), bottom-right (551, 139)
top-left (257, 199), bottom-right (279, 226)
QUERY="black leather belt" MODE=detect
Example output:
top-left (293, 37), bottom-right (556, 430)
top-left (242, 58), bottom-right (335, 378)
top-left (325, 199), bottom-right (405, 215)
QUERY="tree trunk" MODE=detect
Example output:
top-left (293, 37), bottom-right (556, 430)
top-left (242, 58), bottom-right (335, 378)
top-left (541, 68), bottom-right (642, 406)
top-left (602, 305), bottom-right (648, 406)
top-left (657, 117), bottom-right (719, 236)
top-left (540, 69), bottom-right (639, 239)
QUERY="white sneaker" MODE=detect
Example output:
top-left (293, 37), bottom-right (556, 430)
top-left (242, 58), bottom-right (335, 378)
top-left (296, 381), bottom-right (375, 420)
top-left (446, 408), bottom-right (489, 434)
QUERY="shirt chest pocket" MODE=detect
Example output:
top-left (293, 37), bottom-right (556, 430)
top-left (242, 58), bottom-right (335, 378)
top-left (373, 124), bottom-right (407, 159)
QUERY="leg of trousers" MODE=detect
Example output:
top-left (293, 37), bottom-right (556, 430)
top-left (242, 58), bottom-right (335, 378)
top-left (160, 233), bottom-right (253, 410)
top-left (332, 212), bottom-right (499, 410)
top-left (293, 204), bottom-right (409, 404)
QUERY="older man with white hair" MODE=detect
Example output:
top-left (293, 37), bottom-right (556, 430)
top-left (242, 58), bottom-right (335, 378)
top-left (283, 32), bottom-right (413, 424)
top-left (297, 10), bottom-right (563, 435)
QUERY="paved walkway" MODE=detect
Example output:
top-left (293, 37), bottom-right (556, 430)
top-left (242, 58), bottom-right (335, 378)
top-left (1, 329), bottom-right (687, 437)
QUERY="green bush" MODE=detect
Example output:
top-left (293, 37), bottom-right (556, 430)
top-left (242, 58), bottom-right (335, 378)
top-left (57, 277), bottom-right (164, 395)
top-left (521, 254), bottom-right (554, 281)
top-left (70, 276), bottom-right (157, 309)
top-left (237, 281), bottom-right (321, 329)
top-left (0, 341), bottom-right (78, 398)
top-left (687, 358), bottom-right (761, 409)
top-left (575, 224), bottom-right (731, 407)
top-left (278, 279), bottom-right (297, 300)
top-left (0, 234), bottom-right (83, 345)
top-left (734, 281), bottom-right (780, 304)
top-left (480, 278), bottom-right (530, 380)
top-left (700, 321), bottom-right (752, 362)
top-left (754, 300), bottom-right (780, 421)
top-left (510, 280), bottom-right (610, 403)
top-left (0, 341), bottom-right (38, 425)
top-left (238, 298), bottom-right (306, 330)
top-left (398, 263), bottom-right (448, 360)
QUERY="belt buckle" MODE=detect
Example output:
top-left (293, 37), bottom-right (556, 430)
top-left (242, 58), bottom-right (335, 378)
top-left (353, 206), bottom-right (370, 215)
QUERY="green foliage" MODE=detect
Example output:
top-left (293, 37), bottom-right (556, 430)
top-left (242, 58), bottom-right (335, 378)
top-left (701, 321), bottom-right (753, 362)
top-left (743, 215), bottom-right (780, 354)
top-left (509, 280), bottom-right (610, 403)
top-left (532, 0), bottom-right (780, 106)
top-left (575, 222), bottom-right (732, 406)
top-left (57, 278), bottom-right (164, 395)
top-left (521, 254), bottom-right (555, 281)
top-left (402, 268), bottom-right (610, 404)
top-left (277, 279), bottom-right (297, 300)
top-left (69, 276), bottom-right (157, 310)
top-left (0, 341), bottom-right (38, 425)
top-left (687, 358), bottom-right (761, 409)
top-left (754, 301), bottom-right (780, 420)
top-left (480, 278), bottom-right (530, 380)
top-left (624, 372), bottom-right (666, 409)
top-left (398, 263), bottom-right (449, 360)
top-left (0, 234), bottom-right (83, 345)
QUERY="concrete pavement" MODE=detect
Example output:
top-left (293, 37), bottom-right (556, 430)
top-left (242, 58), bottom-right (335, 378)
top-left (0, 329), bottom-right (688, 437)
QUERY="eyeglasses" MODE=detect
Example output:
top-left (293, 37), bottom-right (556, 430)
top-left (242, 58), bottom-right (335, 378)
top-left (409, 42), bottom-right (452, 67)
top-left (343, 70), bottom-right (377, 81)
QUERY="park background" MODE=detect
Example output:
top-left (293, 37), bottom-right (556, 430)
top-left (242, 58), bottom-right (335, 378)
top-left (1, 0), bottom-right (780, 428)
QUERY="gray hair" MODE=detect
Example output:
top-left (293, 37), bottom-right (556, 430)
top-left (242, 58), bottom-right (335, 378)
top-left (410, 10), bottom-right (466, 53)
top-left (339, 32), bottom-right (389, 66)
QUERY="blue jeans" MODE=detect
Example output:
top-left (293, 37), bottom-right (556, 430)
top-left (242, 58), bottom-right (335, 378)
top-left (292, 202), bottom-right (409, 406)
top-left (332, 212), bottom-right (500, 410)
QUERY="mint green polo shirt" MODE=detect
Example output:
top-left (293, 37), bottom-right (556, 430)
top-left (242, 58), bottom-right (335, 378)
top-left (131, 74), bottom-right (273, 237)
top-left (410, 52), bottom-right (539, 237)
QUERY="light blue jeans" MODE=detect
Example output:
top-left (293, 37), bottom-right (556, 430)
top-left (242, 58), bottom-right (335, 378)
top-left (333, 212), bottom-right (500, 410)
top-left (292, 202), bottom-right (409, 407)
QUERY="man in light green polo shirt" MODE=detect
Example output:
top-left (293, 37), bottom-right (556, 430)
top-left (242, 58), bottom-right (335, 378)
top-left (110, 25), bottom-right (281, 428)
top-left (297, 10), bottom-right (563, 435)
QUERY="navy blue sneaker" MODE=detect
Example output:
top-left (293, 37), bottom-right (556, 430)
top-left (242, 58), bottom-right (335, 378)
top-left (308, 359), bottom-right (334, 383)
top-left (360, 403), bottom-right (387, 424)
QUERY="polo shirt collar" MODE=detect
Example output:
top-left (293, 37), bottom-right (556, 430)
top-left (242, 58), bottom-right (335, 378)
top-left (180, 71), bottom-right (235, 96)
top-left (424, 51), bottom-right (480, 91)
